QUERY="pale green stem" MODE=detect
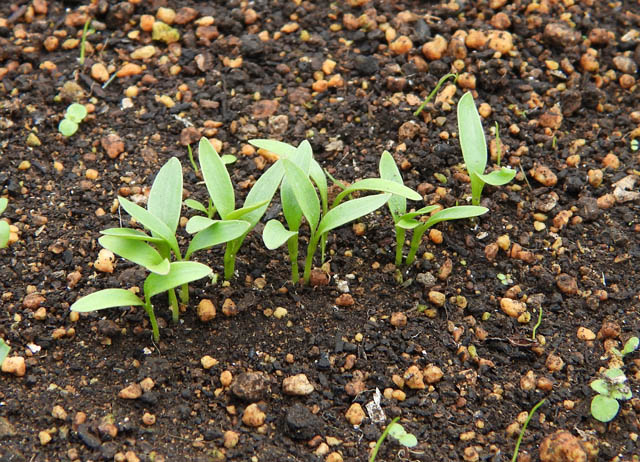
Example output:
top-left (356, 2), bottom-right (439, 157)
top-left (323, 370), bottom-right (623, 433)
top-left (287, 236), bottom-right (299, 284)
top-left (223, 244), bottom-right (237, 280)
top-left (369, 417), bottom-right (400, 462)
top-left (168, 289), bottom-right (179, 323)
top-left (405, 226), bottom-right (427, 266)
top-left (143, 302), bottom-right (160, 342)
top-left (395, 226), bottom-right (406, 266)
top-left (180, 283), bottom-right (189, 304)
top-left (512, 399), bottom-right (546, 462)
top-left (303, 233), bottom-right (320, 284)
top-left (471, 178), bottom-right (485, 206)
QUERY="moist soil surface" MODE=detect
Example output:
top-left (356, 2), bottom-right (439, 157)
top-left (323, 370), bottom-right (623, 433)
top-left (1, 1), bottom-right (640, 461)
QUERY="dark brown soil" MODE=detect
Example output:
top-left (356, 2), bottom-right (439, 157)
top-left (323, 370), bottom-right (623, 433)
top-left (1, 1), bottom-right (639, 461)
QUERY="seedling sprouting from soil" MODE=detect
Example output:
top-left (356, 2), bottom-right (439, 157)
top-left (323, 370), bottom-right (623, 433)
top-left (0, 338), bottom-right (10, 366)
top-left (610, 336), bottom-right (639, 360)
top-left (512, 399), bottom-right (546, 462)
top-left (71, 156), bottom-right (249, 339)
top-left (0, 198), bottom-right (10, 248)
top-left (79, 18), bottom-right (94, 65)
top-left (188, 137), bottom-right (282, 280)
top-left (58, 103), bottom-right (88, 137)
top-left (369, 417), bottom-right (417, 462)
top-left (590, 368), bottom-right (633, 422)
top-left (255, 140), bottom-right (420, 283)
top-left (457, 92), bottom-right (516, 205)
top-left (414, 73), bottom-right (458, 117)
top-left (379, 151), bottom-right (487, 266)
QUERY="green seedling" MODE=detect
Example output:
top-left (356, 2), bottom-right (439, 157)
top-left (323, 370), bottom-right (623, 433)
top-left (58, 103), bottom-right (88, 137)
top-left (590, 368), bottom-right (632, 422)
top-left (187, 137), bottom-right (284, 280)
top-left (631, 139), bottom-right (638, 152)
top-left (0, 198), bottom-right (10, 248)
top-left (71, 156), bottom-right (250, 339)
top-left (0, 338), bottom-right (9, 366)
top-left (79, 18), bottom-right (94, 65)
top-left (458, 92), bottom-right (516, 205)
top-left (255, 140), bottom-right (421, 283)
top-left (414, 73), bottom-right (458, 117)
top-left (610, 336), bottom-right (639, 359)
top-left (379, 151), bottom-right (487, 266)
top-left (512, 399), bottom-right (546, 462)
top-left (369, 417), bottom-right (417, 462)
top-left (531, 306), bottom-right (543, 340)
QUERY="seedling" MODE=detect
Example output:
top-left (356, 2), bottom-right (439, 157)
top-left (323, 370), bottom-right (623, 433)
top-left (79, 18), bottom-right (94, 65)
top-left (414, 73), bottom-right (458, 117)
top-left (369, 417), bottom-right (417, 462)
top-left (0, 338), bottom-right (9, 366)
top-left (610, 336), bottom-right (639, 359)
top-left (512, 399), bottom-right (546, 462)
top-left (590, 368), bottom-right (632, 422)
top-left (255, 140), bottom-right (421, 283)
top-left (0, 198), bottom-right (10, 248)
top-left (187, 137), bottom-right (284, 280)
top-left (71, 156), bottom-right (250, 339)
top-left (58, 103), bottom-right (88, 137)
top-left (458, 92), bottom-right (516, 206)
top-left (531, 306), bottom-right (543, 340)
top-left (379, 151), bottom-right (488, 266)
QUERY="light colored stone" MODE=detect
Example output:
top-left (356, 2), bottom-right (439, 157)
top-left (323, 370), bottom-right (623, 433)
top-left (118, 383), bottom-right (142, 399)
top-left (91, 63), bottom-right (109, 83)
top-left (242, 403), bottom-right (266, 427)
top-left (201, 355), bottom-right (218, 369)
top-left (500, 298), bottom-right (526, 318)
top-left (345, 403), bottom-right (365, 426)
top-left (1, 356), bottom-right (26, 377)
top-left (197, 299), bottom-right (216, 322)
top-left (577, 327), bottom-right (596, 341)
top-left (283, 374), bottom-right (314, 396)
top-left (404, 365), bottom-right (425, 390)
top-left (424, 365), bottom-right (443, 384)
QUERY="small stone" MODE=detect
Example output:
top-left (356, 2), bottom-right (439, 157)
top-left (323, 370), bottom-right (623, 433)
top-left (391, 389), bottom-right (406, 401)
top-left (465, 30), bottom-right (487, 49)
top-left (140, 14), bottom-right (155, 32)
top-left (156, 7), bottom-right (176, 24)
top-left (197, 299), bottom-right (216, 322)
top-left (601, 153), bottom-right (619, 169)
top-left (223, 430), bottom-right (239, 449)
top-left (283, 374), bottom-right (314, 396)
top-left (335, 294), bottom-right (354, 306)
top-left (485, 242), bottom-right (499, 261)
top-left (91, 63), bottom-right (109, 83)
top-left (52, 405), bottom-right (67, 420)
top-left (101, 133), bottom-right (125, 159)
top-left (490, 12), bottom-right (511, 30)
top-left (531, 165), bottom-right (557, 186)
top-left (580, 49), bottom-right (599, 73)
top-left (116, 63), bottom-right (143, 78)
top-left (390, 312), bottom-right (407, 327)
top-left (520, 370), bottom-right (536, 391)
top-left (556, 273), bottom-right (578, 295)
top-left (23, 293), bottom-right (45, 309)
top-left (404, 365), bottom-right (426, 390)
top-left (26, 133), bottom-right (41, 147)
top-left (118, 383), bottom-right (142, 399)
top-left (345, 403), bottom-right (365, 426)
top-left (613, 56), bottom-right (637, 74)
top-left (543, 23), bottom-right (581, 47)
top-left (552, 211), bottom-right (573, 230)
top-left (428, 291), bottom-right (446, 307)
top-left (538, 107), bottom-right (563, 130)
top-left (1, 356), bottom-right (26, 377)
top-left (175, 7), bottom-right (199, 25)
top-left (39, 430), bottom-right (52, 445)
top-left (596, 194), bottom-right (615, 209)
top-left (142, 413), bottom-right (156, 426)
top-left (222, 298), bottom-right (238, 316)
top-left (422, 35), bottom-right (448, 60)
top-left (231, 372), bottom-right (270, 401)
top-left (429, 229), bottom-right (443, 244)
top-left (242, 403), bottom-right (266, 428)
top-left (94, 249), bottom-right (115, 273)
top-left (390, 35), bottom-right (413, 55)
top-left (577, 327), bottom-right (596, 341)
top-left (34, 307), bottom-right (47, 320)
top-left (130, 45), bottom-right (156, 60)
top-left (201, 355), bottom-right (218, 369)
top-left (496, 234), bottom-right (510, 251)
top-left (598, 321), bottom-right (620, 340)
top-left (152, 21), bottom-right (180, 44)
top-left (463, 446), bottom-right (479, 462)
top-left (487, 30), bottom-right (513, 54)
top-left (398, 120), bottom-right (420, 140)
top-left (326, 452), bottom-right (343, 462)
top-left (500, 298), bottom-right (527, 318)
top-left (220, 370), bottom-right (233, 387)
top-left (539, 431), bottom-right (590, 462)
top-left (545, 354), bottom-right (565, 372)
top-left (310, 269), bottom-right (330, 287)
top-left (424, 365), bottom-right (444, 384)
top-left (273, 307), bottom-right (288, 319)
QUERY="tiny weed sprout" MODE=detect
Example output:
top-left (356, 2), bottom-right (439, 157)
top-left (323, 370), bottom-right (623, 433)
top-left (0, 198), bottom-right (10, 248)
top-left (512, 399), bottom-right (545, 462)
top-left (590, 368), bottom-right (632, 422)
top-left (255, 140), bottom-right (420, 283)
top-left (458, 91), bottom-right (516, 206)
top-left (610, 336), bottom-right (639, 359)
top-left (369, 417), bottom-right (417, 462)
top-left (58, 103), bottom-right (88, 137)
top-left (379, 151), bottom-right (487, 266)
top-left (79, 18), bottom-right (94, 65)
top-left (414, 73), bottom-right (458, 117)
top-left (71, 155), bottom-right (248, 340)
top-left (0, 338), bottom-right (9, 366)
top-left (188, 137), bottom-right (283, 280)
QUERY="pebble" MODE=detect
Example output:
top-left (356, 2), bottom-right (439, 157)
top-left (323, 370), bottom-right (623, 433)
top-left (222, 298), bottom-right (238, 316)
top-left (487, 30), bottom-right (513, 54)
top-left (345, 403), bottom-right (365, 426)
top-left (140, 14), bottom-right (154, 32)
top-left (152, 22), bottom-right (180, 44)
top-left (543, 23), bottom-right (581, 47)
top-left (44, 36), bottom-right (58, 52)
top-left (580, 49), bottom-right (599, 73)
top-left (130, 45), bottom-right (156, 60)
top-left (390, 35), bottom-right (412, 55)
top-left (101, 133), bottom-right (125, 159)
top-left (91, 63), bottom-right (109, 83)
top-left (556, 273), bottom-right (578, 295)
top-left (326, 453), bottom-right (343, 462)
top-left (220, 370), bottom-right (233, 387)
top-left (156, 7), bottom-right (175, 24)
top-left (613, 56), bottom-right (637, 75)
top-left (94, 249), bottom-right (115, 273)
top-left (539, 431), bottom-right (593, 462)
top-left (231, 372), bottom-right (270, 401)
top-left (538, 107), bottom-right (563, 130)
top-left (51, 405), bottom-right (67, 420)
top-left (26, 133), bottom-right (41, 147)
top-left (23, 293), bottom-right (45, 309)
top-left (116, 63), bottom-right (143, 78)
top-left (531, 165), bottom-right (557, 186)
top-left (39, 430), bottom-right (52, 445)
top-left (335, 294), bottom-right (354, 306)
top-left (601, 153), bottom-right (619, 169)
top-left (273, 307), bottom-right (288, 319)
top-left (223, 430), bottom-right (239, 449)
top-left (577, 327), bottom-right (596, 341)
top-left (283, 374), bottom-right (314, 396)
top-left (390, 312), bottom-right (407, 327)
top-left (422, 35), bottom-right (448, 60)
top-left (465, 30), bottom-right (487, 49)
top-left (142, 413), bottom-right (156, 425)
top-left (424, 365), bottom-right (444, 384)
top-left (596, 194), bottom-right (615, 209)
top-left (175, 7), bottom-right (199, 25)
top-left (1, 356), bottom-right (26, 376)
top-left (545, 354), bottom-right (565, 372)
top-left (587, 169), bottom-right (603, 187)
top-left (404, 365), bottom-right (426, 390)
top-left (197, 299), bottom-right (216, 322)
top-left (201, 356), bottom-right (218, 369)
top-left (118, 383), bottom-right (142, 399)
top-left (242, 403), bottom-right (266, 428)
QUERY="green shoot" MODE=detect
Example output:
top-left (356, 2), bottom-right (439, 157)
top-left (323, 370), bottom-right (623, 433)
top-left (379, 151), bottom-right (487, 266)
top-left (458, 92), bottom-right (516, 205)
top-left (0, 338), bottom-right (10, 366)
top-left (369, 417), bottom-right (417, 462)
top-left (610, 336), bottom-right (639, 359)
top-left (590, 368), bottom-right (632, 422)
top-left (187, 144), bottom-right (199, 173)
top-left (58, 103), bottom-right (88, 137)
top-left (531, 306), bottom-right (543, 340)
top-left (79, 18), bottom-right (94, 65)
top-left (495, 122), bottom-right (502, 167)
top-left (512, 399), bottom-right (545, 462)
top-left (0, 198), bottom-right (10, 248)
top-left (414, 73), bottom-right (458, 117)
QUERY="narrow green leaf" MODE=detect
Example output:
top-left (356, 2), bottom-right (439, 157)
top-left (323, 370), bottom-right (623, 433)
top-left (100, 228), bottom-right (165, 244)
top-left (184, 199), bottom-right (209, 214)
top-left (0, 197), bottom-right (8, 215)
top-left (186, 216), bottom-right (218, 234)
top-left (66, 103), bottom-right (88, 123)
top-left (185, 220), bottom-right (251, 259)
top-left (58, 119), bottom-right (78, 137)
top-left (240, 159), bottom-right (285, 227)
top-left (71, 288), bottom-right (144, 312)
top-left (249, 139), bottom-right (297, 159)
top-left (379, 151), bottom-right (406, 219)
top-left (0, 221), bottom-right (9, 249)
top-left (591, 395), bottom-right (619, 422)
top-left (144, 261), bottom-right (212, 301)
top-left (147, 157), bottom-right (183, 234)
top-left (118, 196), bottom-right (179, 254)
top-left (0, 338), bottom-right (10, 365)
top-left (317, 193), bottom-right (390, 236)
top-left (332, 178), bottom-right (421, 207)
top-left (397, 205), bottom-right (441, 222)
top-left (590, 379), bottom-right (610, 395)
top-left (310, 160), bottom-right (328, 213)
top-left (396, 217), bottom-right (421, 230)
top-left (199, 137), bottom-right (235, 219)
top-left (477, 167), bottom-right (516, 186)
top-left (423, 205), bottom-right (488, 228)
top-left (283, 159), bottom-right (320, 232)
top-left (458, 91), bottom-right (487, 177)
top-left (263, 219), bottom-right (298, 250)
top-left (98, 235), bottom-right (170, 274)
top-left (226, 199), bottom-right (269, 220)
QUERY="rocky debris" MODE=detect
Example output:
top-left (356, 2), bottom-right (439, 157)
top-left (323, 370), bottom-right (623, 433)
top-left (197, 299), bottom-right (216, 322)
top-left (101, 133), bottom-right (125, 159)
top-left (94, 249), bottom-right (115, 272)
top-left (284, 403), bottom-right (324, 440)
top-left (539, 430), bottom-right (598, 462)
top-left (242, 403), bottom-right (266, 428)
top-left (345, 403), bottom-right (366, 426)
top-left (283, 374), bottom-right (314, 396)
top-left (556, 273), bottom-right (578, 295)
top-left (118, 383), bottom-right (142, 399)
top-left (231, 372), bottom-right (270, 402)
top-left (404, 365), bottom-right (426, 390)
top-left (1, 356), bottom-right (26, 377)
